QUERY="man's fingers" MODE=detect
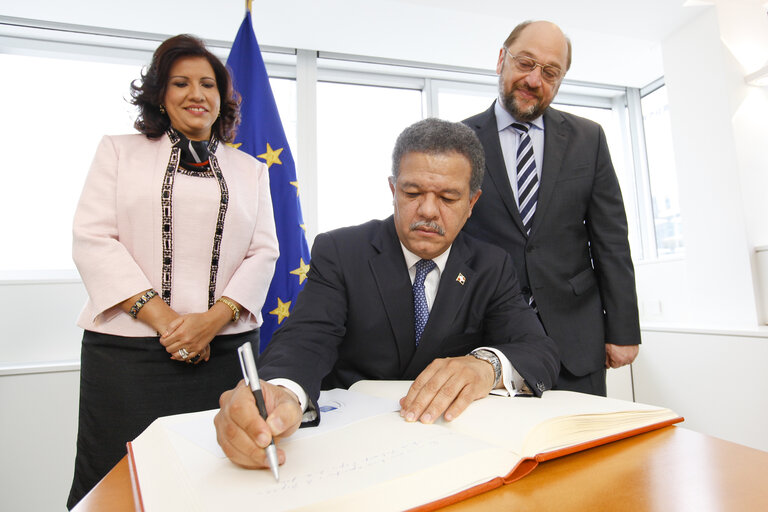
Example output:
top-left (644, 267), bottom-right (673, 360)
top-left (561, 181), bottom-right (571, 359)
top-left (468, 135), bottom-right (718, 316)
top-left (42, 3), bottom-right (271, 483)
top-left (417, 375), bottom-right (468, 424)
top-left (605, 344), bottom-right (639, 368)
top-left (215, 381), bottom-right (304, 470)
top-left (215, 409), bottom-right (277, 469)
top-left (442, 384), bottom-right (477, 421)
top-left (266, 393), bottom-right (303, 440)
top-left (215, 382), bottom-right (276, 468)
top-left (400, 362), bottom-right (439, 416)
top-left (402, 361), bottom-right (450, 422)
top-left (402, 356), bottom-right (492, 423)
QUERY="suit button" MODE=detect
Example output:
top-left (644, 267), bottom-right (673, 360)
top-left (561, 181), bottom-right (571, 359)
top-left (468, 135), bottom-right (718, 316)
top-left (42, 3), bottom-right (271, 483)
top-left (526, 245), bottom-right (535, 253)
top-left (522, 286), bottom-right (531, 295)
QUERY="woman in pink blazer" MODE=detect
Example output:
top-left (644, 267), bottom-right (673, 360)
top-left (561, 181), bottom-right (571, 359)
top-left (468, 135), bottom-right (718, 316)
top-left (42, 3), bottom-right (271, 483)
top-left (67, 35), bottom-right (279, 509)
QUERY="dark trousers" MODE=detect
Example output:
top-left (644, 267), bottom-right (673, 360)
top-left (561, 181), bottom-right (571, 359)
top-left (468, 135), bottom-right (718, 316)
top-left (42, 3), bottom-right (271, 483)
top-left (553, 364), bottom-right (607, 396)
top-left (66, 329), bottom-right (255, 509)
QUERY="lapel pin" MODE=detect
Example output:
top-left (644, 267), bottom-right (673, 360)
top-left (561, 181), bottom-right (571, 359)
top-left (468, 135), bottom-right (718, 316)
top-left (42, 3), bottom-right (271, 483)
top-left (456, 273), bottom-right (466, 285)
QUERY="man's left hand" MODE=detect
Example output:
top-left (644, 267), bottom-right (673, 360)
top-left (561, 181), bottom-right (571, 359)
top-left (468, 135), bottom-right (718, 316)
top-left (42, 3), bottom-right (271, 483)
top-left (399, 355), bottom-right (494, 424)
top-left (605, 343), bottom-right (639, 368)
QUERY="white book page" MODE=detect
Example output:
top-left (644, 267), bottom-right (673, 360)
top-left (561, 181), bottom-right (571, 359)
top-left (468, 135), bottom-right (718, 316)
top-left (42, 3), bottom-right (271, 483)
top-left (166, 413), bottom-right (504, 511)
top-left (442, 390), bottom-right (677, 455)
top-left (350, 381), bottom-right (677, 456)
top-left (163, 388), bottom-right (400, 458)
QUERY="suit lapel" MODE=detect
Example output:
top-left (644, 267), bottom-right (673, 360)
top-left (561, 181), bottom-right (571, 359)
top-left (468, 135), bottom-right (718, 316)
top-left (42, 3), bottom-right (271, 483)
top-left (403, 234), bottom-right (474, 376)
top-left (369, 218), bottom-right (417, 373)
top-left (530, 108), bottom-right (568, 237)
top-left (473, 104), bottom-right (526, 234)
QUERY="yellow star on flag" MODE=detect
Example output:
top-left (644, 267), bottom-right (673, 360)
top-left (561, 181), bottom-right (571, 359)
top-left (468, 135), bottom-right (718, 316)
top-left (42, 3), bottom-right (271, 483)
top-left (269, 297), bottom-right (292, 324)
top-left (290, 258), bottom-right (311, 284)
top-left (300, 224), bottom-right (307, 232)
top-left (290, 180), bottom-right (300, 196)
top-left (257, 143), bottom-right (284, 168)
top-left (225, 142), bottom-right (243, 149)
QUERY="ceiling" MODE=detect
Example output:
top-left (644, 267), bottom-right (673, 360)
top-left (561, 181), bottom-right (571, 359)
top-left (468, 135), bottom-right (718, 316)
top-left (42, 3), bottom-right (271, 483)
top-left (400, 0), bottom-right (713, 87)
top-left (1, 0), bottom-right (716, 88)
top-left (408, 0), bottom-right (710, 42)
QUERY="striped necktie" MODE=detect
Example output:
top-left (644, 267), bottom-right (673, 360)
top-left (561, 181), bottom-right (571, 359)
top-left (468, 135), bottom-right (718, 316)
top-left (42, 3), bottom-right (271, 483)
top-left (512, 122), bottom-right (539, 235)
top-left (413, 259), bottom-right (436, 346)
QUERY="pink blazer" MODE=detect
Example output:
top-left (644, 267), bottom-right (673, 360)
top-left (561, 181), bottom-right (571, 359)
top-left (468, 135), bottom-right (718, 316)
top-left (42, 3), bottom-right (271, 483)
top-left (73, 133), bottom-right (279, 337)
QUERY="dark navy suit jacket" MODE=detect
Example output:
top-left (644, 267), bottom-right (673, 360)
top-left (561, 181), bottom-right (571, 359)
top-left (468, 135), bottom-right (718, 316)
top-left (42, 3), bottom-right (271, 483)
top-left (258, 216), bottom-right (560, 415)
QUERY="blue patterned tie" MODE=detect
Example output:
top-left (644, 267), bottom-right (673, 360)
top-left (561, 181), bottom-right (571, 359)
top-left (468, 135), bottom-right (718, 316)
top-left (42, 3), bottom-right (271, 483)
top-left (413, 259), bottom-right (436, 346)
top-left (512, 122), bottom-right (539, 235)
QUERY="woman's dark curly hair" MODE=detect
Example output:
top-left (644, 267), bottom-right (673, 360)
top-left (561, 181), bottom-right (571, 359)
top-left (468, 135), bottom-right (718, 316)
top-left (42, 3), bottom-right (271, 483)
top-left (130, 34), bottom-right (240, 142)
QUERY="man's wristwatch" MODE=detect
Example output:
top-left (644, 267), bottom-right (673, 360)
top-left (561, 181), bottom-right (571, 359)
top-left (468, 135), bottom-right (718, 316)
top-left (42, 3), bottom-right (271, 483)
top-left (470, 349), bottom-right (502, 388)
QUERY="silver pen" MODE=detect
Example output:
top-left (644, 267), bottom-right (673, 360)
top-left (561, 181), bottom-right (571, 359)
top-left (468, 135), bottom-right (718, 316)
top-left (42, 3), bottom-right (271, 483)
top-left (237, 341), bottom-right (279, 481)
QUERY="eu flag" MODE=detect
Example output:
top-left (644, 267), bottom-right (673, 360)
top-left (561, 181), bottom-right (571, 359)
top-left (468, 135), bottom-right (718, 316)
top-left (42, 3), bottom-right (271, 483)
top-left (227, 11), bottom-right (311, 353)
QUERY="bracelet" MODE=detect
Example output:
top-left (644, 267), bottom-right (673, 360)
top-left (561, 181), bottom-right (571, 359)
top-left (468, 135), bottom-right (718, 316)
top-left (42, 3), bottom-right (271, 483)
top-left (217, 297), bottom-right (240, 322)
top-left (129, 289), bottom-right (158, 319)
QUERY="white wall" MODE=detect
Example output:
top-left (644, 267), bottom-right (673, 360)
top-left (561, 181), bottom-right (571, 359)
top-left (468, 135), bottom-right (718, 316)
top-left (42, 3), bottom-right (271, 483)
top-left (633, 1), bottom-right (768, 328)
top-left (3, 0), bottom-right (768, 510)
top-left (0, 282), bottom-right (85, 510)
top-left (629, 0), bottom-right (768, 452)
top-left (0, 370), bottom-right (80, 512)
top-left (0, 280), bottom-right (86, 364)
top-left (651, 7), bottom-right (755, 326)
top-left (634, 328), bottom-right (768, 452)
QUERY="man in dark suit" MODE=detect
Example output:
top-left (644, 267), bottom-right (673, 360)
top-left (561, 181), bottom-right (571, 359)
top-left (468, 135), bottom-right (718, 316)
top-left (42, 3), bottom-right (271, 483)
top-left (214, 118), bottom-right (559, 469)
top-left (462, 20), bottom-right (640, 396)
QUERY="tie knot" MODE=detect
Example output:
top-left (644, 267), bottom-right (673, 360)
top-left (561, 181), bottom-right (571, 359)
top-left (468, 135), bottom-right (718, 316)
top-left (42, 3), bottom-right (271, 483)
top-left (414, 259), bottom-right (436, 280)
top-left (511, 122), bottom-right (530, 134)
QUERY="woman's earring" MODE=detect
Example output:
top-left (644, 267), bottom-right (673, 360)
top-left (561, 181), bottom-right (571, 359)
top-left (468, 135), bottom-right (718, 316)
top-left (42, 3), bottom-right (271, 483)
top-left (159, 105), bottom-right (166, 115)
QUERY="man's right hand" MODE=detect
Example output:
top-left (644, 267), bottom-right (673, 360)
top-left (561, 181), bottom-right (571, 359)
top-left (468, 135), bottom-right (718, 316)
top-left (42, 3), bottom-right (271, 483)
top-left (214, 380), bottom-right (303, 469)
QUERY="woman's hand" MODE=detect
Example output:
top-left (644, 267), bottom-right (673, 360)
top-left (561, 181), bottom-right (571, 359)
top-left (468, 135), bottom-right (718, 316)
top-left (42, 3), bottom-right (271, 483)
top-left (120, 289), bottom-right (180, 336)
top-left (160, 301), bottom-right (234, 363)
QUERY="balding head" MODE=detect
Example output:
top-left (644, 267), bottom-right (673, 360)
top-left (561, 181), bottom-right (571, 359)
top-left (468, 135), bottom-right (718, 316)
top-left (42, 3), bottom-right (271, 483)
top-left (503, 20), bottom-right (571, 71)
top-left (496, 20), bottom-right (570, 122)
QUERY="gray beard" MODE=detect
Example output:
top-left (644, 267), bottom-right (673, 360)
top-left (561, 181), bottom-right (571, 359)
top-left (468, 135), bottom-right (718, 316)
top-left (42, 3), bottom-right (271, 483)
top-left (499, 75), bottom-right (545, 122)
top-left (500, 89), bottom-right (543, 123)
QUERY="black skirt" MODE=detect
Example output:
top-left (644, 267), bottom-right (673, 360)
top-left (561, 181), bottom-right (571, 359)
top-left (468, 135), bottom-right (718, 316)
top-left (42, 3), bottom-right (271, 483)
top-left (66, 329), bottom-right (255, 509)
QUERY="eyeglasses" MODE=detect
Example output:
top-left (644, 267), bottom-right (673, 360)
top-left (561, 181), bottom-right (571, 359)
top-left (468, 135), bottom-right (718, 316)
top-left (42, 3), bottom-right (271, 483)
top-left (504, 48), bottom-right (564, 83)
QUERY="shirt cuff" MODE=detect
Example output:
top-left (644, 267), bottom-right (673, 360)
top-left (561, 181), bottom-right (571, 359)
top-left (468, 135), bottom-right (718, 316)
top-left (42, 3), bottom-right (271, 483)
top-left (478, 346), bottom-right (532, 396)
top-left (267, 378), bottom-right (309, 412)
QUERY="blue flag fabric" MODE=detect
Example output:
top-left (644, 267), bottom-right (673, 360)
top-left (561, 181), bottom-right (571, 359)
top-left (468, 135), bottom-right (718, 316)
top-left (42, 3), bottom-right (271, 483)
top-left (226, 12), bottom-right (311, 353)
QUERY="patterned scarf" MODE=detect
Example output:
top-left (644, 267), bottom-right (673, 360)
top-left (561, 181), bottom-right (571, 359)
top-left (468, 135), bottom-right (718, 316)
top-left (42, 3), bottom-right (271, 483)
top-left (174, 130), bottom-right (211, 173)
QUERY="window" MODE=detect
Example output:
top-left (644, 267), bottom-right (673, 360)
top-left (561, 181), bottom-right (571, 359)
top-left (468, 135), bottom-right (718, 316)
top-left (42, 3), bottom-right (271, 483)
top-left (0, 49), bottom-right (296, 277)
top-left (641, 85), bottom-right (684, 257)
top-left (316, 82), bottom-right (422, 233)
top-left (433, 80), bottom-right (496, 122)
top-left (0, 18), bottom-right (680, 277)
top-left (0, 53), bottom-right (140, 275)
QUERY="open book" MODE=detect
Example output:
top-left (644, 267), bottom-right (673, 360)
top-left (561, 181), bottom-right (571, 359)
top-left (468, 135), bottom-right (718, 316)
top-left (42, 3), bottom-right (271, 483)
top-left (127, 381), bottom-right (682, 511)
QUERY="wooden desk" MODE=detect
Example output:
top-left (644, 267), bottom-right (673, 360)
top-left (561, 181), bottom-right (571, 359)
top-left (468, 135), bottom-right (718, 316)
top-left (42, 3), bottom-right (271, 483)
top-left (74, 426), bottom-right (768, 511)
